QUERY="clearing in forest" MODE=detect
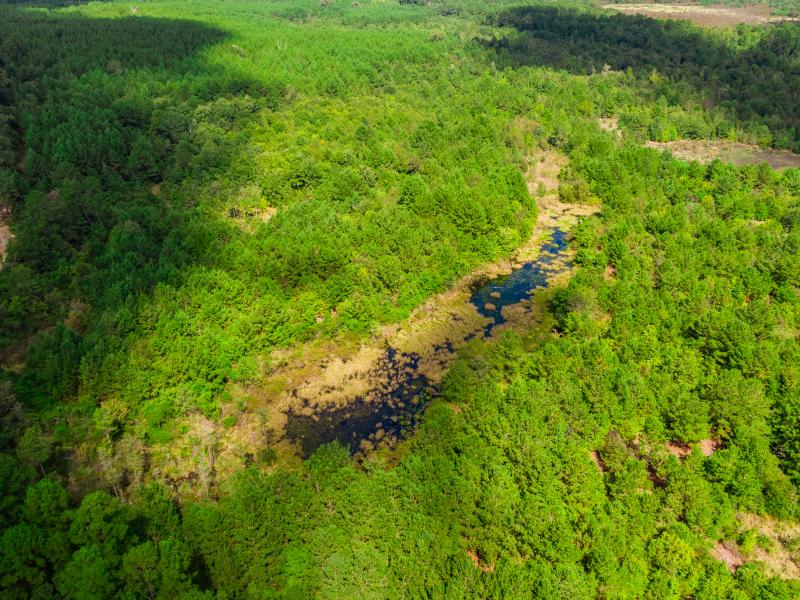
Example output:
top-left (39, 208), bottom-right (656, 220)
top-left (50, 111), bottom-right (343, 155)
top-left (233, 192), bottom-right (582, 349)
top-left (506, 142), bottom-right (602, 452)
top-left (646, 140), bottom-right (800, 169)
top-left (737, 513), bottom-right (800, 580)
top-left (711, 513), bottom-right (800, 579)
top-left (601, 4), bottom-right (798, 27)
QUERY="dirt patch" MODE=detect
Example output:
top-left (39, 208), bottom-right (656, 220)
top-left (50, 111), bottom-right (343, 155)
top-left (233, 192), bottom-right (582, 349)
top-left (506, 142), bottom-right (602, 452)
top-left (598, 116), bottom-right (620, 134)
top-left (466, 549), bottom-right (495, 573)
top-left (0, 207), bottom-right (11, 268)
top-left (666, 438), bottom-right (719, 459)
top-left (646, 139), bottom-right (800, 170)
top-left (699, 438), bottom-right (718, 456)
top-left (666, 442), bottom-right (691, 459)
top-left (602, 4), bottom-right (798, 28)
top-left (713, 541), bottom-right (745, 573)
top-left (738, 513), bottom-right (800, 580)
top-left (590, 450), bottom-right (607, 473)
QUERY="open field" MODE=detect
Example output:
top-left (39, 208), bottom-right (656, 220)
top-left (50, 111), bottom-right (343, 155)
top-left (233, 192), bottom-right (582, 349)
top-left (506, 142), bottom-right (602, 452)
top-left (602, 3), bottom-right (798, 27)
top-left (646, 139), bottom-right (800, 169)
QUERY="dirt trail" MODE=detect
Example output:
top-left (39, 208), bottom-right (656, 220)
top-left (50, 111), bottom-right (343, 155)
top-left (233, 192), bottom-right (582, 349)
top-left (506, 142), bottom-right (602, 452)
top-left (0, 207), bottom-right (11, 268)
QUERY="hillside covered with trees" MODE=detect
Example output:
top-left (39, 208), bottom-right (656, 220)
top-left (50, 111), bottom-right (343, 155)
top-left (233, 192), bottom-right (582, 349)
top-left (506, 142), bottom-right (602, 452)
top-left (1, 0), bottom-right (800, 598)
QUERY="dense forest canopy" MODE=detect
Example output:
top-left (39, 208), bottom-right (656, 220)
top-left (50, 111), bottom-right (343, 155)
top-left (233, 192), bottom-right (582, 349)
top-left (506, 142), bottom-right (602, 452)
top-left (1, 0), bottom-right (800, 597)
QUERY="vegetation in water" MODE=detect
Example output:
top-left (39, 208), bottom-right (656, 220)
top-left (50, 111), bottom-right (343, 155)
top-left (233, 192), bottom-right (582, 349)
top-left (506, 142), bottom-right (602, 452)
top-left (0, 0), bottom-right (800, 597)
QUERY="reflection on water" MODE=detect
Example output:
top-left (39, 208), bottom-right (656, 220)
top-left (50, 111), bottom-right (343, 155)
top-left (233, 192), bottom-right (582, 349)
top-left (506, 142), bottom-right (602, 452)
top-left (469, 228), bottom-right (569, 335)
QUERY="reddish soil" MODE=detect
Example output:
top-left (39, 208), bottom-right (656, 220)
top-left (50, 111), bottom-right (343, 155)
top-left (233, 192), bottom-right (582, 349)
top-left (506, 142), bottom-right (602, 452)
top-left (667, 439), bottom-right (719, 459)
top-left (713, 541), bottom-right (745, 573)
top-left (699, 438), bottom-right (719, 457)
top-left (666, 442), bottom-right (691, 459)
top-left (466, 549), bottom-right (495, 573)
top-left (0, 207), bottom-right (11, 267)
top-left (590, 450), bottom-right (607, 473)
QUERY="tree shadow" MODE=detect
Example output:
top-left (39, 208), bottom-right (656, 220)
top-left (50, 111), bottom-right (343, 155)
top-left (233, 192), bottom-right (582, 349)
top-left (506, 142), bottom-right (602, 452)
top-left (0, 0), bottom-right (98, 7)
top-left (0, 9), bottom-right (275, 409)
top-left (486, 6), bottom-right (800, 147)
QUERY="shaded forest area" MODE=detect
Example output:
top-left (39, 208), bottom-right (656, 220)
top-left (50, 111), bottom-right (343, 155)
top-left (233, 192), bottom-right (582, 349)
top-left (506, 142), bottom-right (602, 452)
top-left (490, 6), bottom-right (800, 149)
top-left (0, 0), bottom-right (799, 598)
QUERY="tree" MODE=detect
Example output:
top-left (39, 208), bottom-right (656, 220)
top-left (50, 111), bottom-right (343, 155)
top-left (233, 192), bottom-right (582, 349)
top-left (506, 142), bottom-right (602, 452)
top-left (56, 545), bottom-right (119, 600)
top-left (69, 491), bottom-right (135, 558)
top-left (16, 425), bottom-right (52, 475)
top-left (23, 478), bottom-right (68, 529)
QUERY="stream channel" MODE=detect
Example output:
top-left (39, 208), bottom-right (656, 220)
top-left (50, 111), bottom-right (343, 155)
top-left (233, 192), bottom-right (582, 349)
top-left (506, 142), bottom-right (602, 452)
top-left (284, 227), bottom-right (571, 458)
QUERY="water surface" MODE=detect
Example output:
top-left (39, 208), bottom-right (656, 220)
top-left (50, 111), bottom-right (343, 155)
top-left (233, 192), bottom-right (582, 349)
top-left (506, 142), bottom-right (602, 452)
top-left (469, 228), bottom-right (569, 335)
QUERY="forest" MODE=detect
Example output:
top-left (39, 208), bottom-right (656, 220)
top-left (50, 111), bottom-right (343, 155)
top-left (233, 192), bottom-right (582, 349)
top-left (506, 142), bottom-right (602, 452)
top-left (1, 0), bottom-right (800, 597)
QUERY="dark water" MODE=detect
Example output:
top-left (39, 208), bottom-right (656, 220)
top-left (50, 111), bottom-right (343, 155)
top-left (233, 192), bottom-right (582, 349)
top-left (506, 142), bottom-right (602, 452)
top-left (469, 228), bottom-right (569, 335)
top-left (284, 347), bottom-right (436, 458)
top-left (284, 228), bottom-right (569, 457)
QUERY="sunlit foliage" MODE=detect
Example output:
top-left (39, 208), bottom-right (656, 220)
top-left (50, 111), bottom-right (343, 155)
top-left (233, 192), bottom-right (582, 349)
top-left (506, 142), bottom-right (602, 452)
top-left (0, 0), bottom-right (799, 597)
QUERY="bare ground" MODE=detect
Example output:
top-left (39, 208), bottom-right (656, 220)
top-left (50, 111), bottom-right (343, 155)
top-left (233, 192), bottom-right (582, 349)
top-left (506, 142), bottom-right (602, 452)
top-left (0, 208), bottom-right (11, 268)
top-left (738, 513), bottom-right (800, 580)
top-left (646, 140), bottom-right (800, 170)
top-left (699, 438), bottom-right (718, 456)
top-left (666, 438), bottom-right (719, 459)
top-left (590, 450), bottom-right (607, 473)
top-left (602, 4), bottom-right (798, 28)
top-left (466, 549), bottom-right (495, 573)
top-left (598, 116), bottom-right (620, 135)
top-left (666, 442), bottom-right (692, 459)
top-left (713, 541), bottom-right (745, 573)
